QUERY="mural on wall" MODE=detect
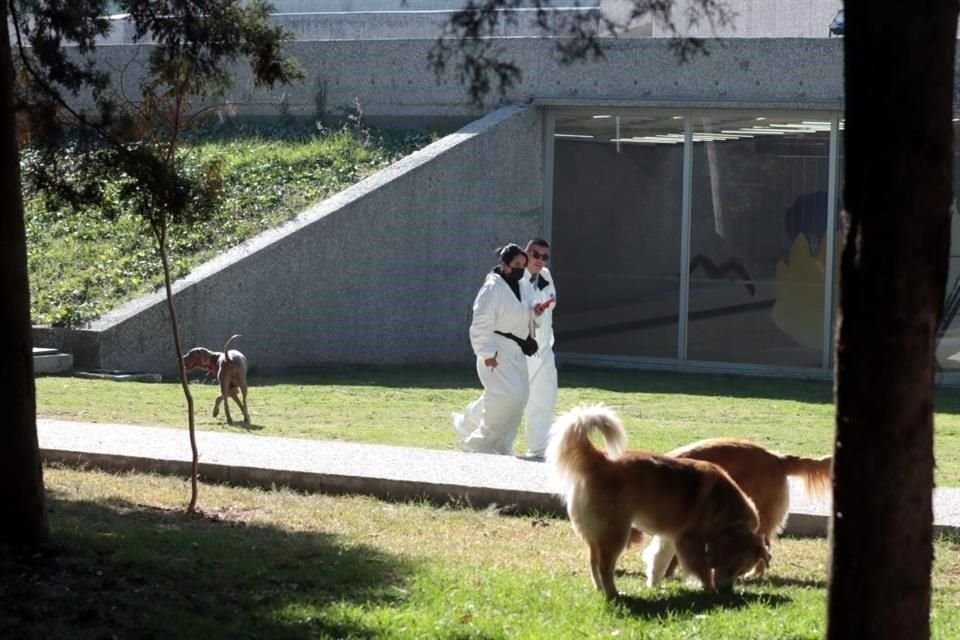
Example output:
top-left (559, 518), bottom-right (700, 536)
top-left (771, 233), bottom-right (838, 350)
top-left (554, 112), bottom-right (840, 368)
top-left (771, 191), bottom-right (837, 351)
top-left (689, 254), bottom-right (756, 296)
top-left (771, 197), bottom-right (960, 363)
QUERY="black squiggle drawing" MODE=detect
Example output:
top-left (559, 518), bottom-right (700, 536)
top-left (689, 254), bottom-right (756, 296)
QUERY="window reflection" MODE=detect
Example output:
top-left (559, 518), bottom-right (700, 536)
top-left (934, 121), bottom-right (960, 372)
top-left (552, 112), bottom-right (684, 359)
top-left (551, 110), bottom-right (843, 371)
top-left (687, 114), bottom-right (831, 367)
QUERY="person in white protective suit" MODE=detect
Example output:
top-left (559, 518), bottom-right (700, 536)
top-left (453, 244), bottom-right (545, 454)
top-left (521, 238), bottom-right (558, 459)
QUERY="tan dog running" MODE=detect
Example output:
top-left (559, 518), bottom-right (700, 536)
top-left (547, 404), bottom-right (769, 598)
top-left (640, 438), bottom-right (831, 585)
top-left (182, 334), bottom-right (250, 425)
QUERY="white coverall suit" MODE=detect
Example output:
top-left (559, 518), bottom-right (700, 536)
top-left (522, 267), bottom-right (558, 458)
top-left (453, 271), bottom-right (536, 454)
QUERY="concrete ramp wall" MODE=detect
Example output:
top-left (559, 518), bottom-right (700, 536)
top-left (98, 1), bottom-right (612, 44)
top-left (36, 105), bottom-right (545, 377)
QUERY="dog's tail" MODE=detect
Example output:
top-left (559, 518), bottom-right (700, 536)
top-left (781, 454), bottom-right (832, 498)
top-left (546, 403), bottom-right (627, 496)
top-left (222, 334), bottom-right (241, 353)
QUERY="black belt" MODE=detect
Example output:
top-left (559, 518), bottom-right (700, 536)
top-left (494, 330), bottom-right (538, 356)
top-left (494, 330), bottom-right (525, 347)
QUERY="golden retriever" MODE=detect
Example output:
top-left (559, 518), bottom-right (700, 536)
top-left (547, 404), bottom-right (769, 598)
top-left (639, 438), bottom-right (832, 584)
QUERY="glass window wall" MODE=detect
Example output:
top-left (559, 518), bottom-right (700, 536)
top-left (934, 120), bottom-right (960, 373)
top-left (550, 108), bottom-right (837, 372)
top-left (686, 113), bottom-right (832, 367)
top-left (551, 111), bottom-right (686, 359)
top-left (550, 109), bottom-right (960, 378)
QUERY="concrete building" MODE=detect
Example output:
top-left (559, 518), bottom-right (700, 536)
top-left (33, 1), bottom-right (960, 383)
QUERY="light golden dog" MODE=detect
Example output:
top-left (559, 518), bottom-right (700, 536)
top-left (547, 404), bottom-right (769, 598)
top-left (639, 438), bottom-right (832, 584)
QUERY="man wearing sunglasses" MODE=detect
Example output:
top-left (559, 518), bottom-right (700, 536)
top-left (520, 238), bottom-right (558, 460)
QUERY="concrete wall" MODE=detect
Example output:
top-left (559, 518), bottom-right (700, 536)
top-left (98, 5), bottom-right (607, 44)
top-left (51, 105), bottom-right (545, 376)
top-left (262, 1), bottom-right (599, 9)
top-left (244, 1), bottom-right (843, 41)
top-left (32, 36), bottom-right (848, 374)
top-left (78, 37), bottom-right (844, 128)
top-left (231, 1), bottom-right (842, 41)
top-left (653, 0), bottom-right (843, 38)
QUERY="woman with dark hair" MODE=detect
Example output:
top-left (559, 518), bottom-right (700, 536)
top-left (453, 243), bottom-right (540, 454)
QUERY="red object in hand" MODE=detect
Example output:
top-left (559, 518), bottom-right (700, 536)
top-left (537, 298), bottom-right (556, 313)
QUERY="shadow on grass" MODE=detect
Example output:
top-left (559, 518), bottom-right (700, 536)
top-left (230, 421), bottom-right (266, 432)
top-left (760, 575), bottom-right (828, 589)
top-left (182, 364), bottom-right (960, 413)
top-left (560, 366), bottom-right (834, 404)
top-left (0, 491), bottom-right (418, 640)
top-left (614, 588), bottom-right (791, 620)
top-left (615, 567), bottom-right (826, 591)
top-left (247, 365), bottom-right (478, 391)
top-left (246, 364), bottom-right (840, 406)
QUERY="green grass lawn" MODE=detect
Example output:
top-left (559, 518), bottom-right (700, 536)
top-left (24, 122), bottom-right (434, 327)
top-left (35, 365), bottom-right (960, 486)
top-left (3, 466), bottom-right (957, 640)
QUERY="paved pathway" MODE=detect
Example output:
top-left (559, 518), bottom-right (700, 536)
top-left (37, 419), bottom-right (960, 537)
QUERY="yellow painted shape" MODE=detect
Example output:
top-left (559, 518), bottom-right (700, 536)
top-left (772, 234), bottom-right (830, 350)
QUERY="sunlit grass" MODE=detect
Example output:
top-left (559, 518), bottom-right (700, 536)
top-left (3, 465), bottom-right (956, 640)
top-left (25, 124), bottom-right (434, 327)
top-left (35, 365), bottom-right (960, 485)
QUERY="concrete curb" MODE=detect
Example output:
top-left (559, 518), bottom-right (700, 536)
top-left (40, 447), bottom-right (840, 535)
top-left (37, 420), bottom-right (960, 539)
top-left (41, 449), bottom-right (568, 517)
top-left (42, 450), bottom-right (960, 538)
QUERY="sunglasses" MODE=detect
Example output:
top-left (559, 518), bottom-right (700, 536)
top-left (530, 249), bottom-right (550, 262)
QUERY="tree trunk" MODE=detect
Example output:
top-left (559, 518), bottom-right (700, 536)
top-left (0, 3), bottom-right (49, 545)
top-left (154, 225), bottom-right (199, 513)
top-left (827, 2), bottom-right (958, 638)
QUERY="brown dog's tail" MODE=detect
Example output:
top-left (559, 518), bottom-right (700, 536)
top-left (781, 454), bottom-right (832, 498)
top-left (546, 404), bottom-right (627, 499)
top-left (222, 334), bottom-right (241, 353)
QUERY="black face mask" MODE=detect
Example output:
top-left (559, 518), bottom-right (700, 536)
top-left (501, 267), bottom-right (525, 282)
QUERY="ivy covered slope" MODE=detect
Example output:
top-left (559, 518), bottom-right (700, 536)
top-left (24, 122), bottom-right (434, 327)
